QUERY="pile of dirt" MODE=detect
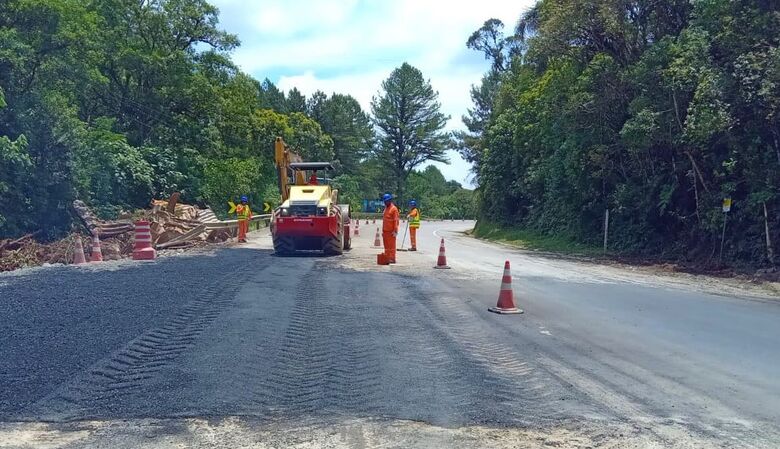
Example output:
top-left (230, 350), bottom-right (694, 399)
top-left (0, 232), bottom-right (134, 272)
top-left (1, 196), bottom-right (235, 272)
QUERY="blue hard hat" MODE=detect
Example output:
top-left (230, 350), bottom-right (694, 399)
top-left (409, 200), bottom-right (417, 207)
top-left (382, 193), bottom-right (393, 202)
top-left (240, 195), bottom-right (248, 202)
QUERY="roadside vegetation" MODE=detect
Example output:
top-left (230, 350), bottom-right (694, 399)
top-left (472, 221), bottom-right (602, 256)
top-left (0, 0), bottom-right (473, 242)
top-left (461, 1), bottom-right (779, 269)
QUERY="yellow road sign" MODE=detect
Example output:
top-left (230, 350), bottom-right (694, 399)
top-left (264, 202), bottom-right (271, 212)
top-left (228, 201), bottom-right (236, 214)
top-left (722, 198), bottom-right (732, 213)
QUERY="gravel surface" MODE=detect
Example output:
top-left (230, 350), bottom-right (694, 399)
top-left (0, 247), bottom-right (268, 420)
top-left (1, 226), bottom-right (778, 448)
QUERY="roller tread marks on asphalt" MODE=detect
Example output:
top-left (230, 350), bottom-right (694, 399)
top-left (23, 257), bottom-right (257, 420)
top-left (254, 266), bottom-right (381, 416)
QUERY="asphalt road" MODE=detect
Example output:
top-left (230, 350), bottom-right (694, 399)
top-left (0, 221), bottom-right (778, 448)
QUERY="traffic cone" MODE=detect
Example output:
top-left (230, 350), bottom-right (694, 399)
top-left (132, 220), bottom-right (156, 260)
top-left (90, 232), bottom-right (104, 263)
top-left (433, 238), bottom-right (450, 269)
top-left (354, 219), bottom-right (360, 236)
top-left (488, 261), bottom-right (523, 314)
top-left (373, 228), bottom-right (381, 247)
top-left (373, 219), bottom-right (376, 224)
top-left (72, 235), bottom-right (86, 265)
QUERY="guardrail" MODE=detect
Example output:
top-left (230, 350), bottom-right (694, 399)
top-left (156, 214), bottom-right (272, 249)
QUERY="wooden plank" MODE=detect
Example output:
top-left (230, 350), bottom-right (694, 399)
top-left (155, 224), bottom-right (206, 249)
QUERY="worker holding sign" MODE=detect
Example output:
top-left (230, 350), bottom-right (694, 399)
top-left (406, 200), bottom-right (420, 251)
top-left (234, 195), bottom-right (252, 243)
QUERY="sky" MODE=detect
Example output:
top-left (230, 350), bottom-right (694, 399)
top-left (210, 0), bottom-right (534, 188)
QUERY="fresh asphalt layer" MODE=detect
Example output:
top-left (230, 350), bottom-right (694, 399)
top-left (0, 221), bottom-right (778, 448)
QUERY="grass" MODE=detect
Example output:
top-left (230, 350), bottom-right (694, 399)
top-left (471, 221), bottom-right (603, 257)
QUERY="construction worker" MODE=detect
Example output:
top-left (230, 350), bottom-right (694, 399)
top-left (235, 195), bottom-right (252, 243)
top-left (382, 193), bottom-right (400, 263)
top-left (406, 200), bottom-right (420, 251)
top-left (308, 170), bottom-right (319, 185)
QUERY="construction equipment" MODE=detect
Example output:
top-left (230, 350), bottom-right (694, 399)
top-left (270, 137), bottom-right (352, 255)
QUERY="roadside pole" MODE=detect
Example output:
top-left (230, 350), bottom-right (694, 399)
top-left (764, 202), bottom-right (774, 264)
top-left (603, 209), bottom-right (609, 253)
top-left (718, 198), bottom-right (731, 267)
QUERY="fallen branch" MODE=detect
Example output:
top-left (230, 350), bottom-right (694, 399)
top-left (0, 231), bottom-right (42, 252)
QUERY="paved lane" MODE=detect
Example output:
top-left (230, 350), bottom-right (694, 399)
top-left (0, 223), bottom-right (777, 448)
top-left (414, 221), bottom-right (780, 438)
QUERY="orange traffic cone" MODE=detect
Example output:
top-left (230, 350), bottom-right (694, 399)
top-left (373, 228), bottom-right (381, 247)
top-left (90, 232), bottom-right (104, 263)
top-left (354, 219), bottom-right (360, 236)
top-left (373, 219), bottom-right (376, 224)
top-left (433, 238), bottom-right (450, 269)
top-left (72, 235), bottom-right (86, 265)
top-left (488, 261), bottom-right (523, 314)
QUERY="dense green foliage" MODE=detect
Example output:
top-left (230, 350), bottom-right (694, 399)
top-left (0, 0), bottom-right (347, 237)
top-left (0, 1), bottom-right (476, 239)
top-left (465, 1), bottom-right (779, 267)
top-left (406, 166), bottom-right (477, 219)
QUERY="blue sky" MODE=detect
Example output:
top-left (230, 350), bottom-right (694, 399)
top-left (210, 0), bottom-right (534, 188)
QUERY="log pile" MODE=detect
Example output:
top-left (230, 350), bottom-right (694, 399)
top-left (0, 195), bottom-right (266, 272)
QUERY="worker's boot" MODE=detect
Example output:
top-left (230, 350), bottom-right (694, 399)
top-left (410, 247), bottom-right (417, 251)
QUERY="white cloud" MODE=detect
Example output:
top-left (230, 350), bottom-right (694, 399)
top-left (211, 0), bottom-right (535, 187)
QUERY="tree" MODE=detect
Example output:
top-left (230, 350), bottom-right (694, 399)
top-left (457, 69), bottom-right (502, 179)
top-left (306, 90), bottom-right (328, 123)
top-left (258, 79), bottom-right (287, 112)
top-left (319, 94), bottom-right (374, 174)
top-left (0, 0), bottom-right (357, 239)
top-left (371, 63), bottom-right (450, 202)
top-left (467, 19), bottom-right (509, 72)
top-left (286, 88), bottom-right (306, 114)
top-left (468, 0), bottom-right (780, 267)
top-left (0, 88), bottom-right (34, 237)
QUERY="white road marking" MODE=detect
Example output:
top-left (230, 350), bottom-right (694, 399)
top-left (540, 330), bottom-right (552, 336)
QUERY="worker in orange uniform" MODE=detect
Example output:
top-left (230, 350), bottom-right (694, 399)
top-left (406, 199), bottom-right (420, 251)
top-left (308, 170), bottom-right (319, 185)
top-left (235, 195), bottom-right (252, 243)
top-left (382, 193), bottom-right (400, 263)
